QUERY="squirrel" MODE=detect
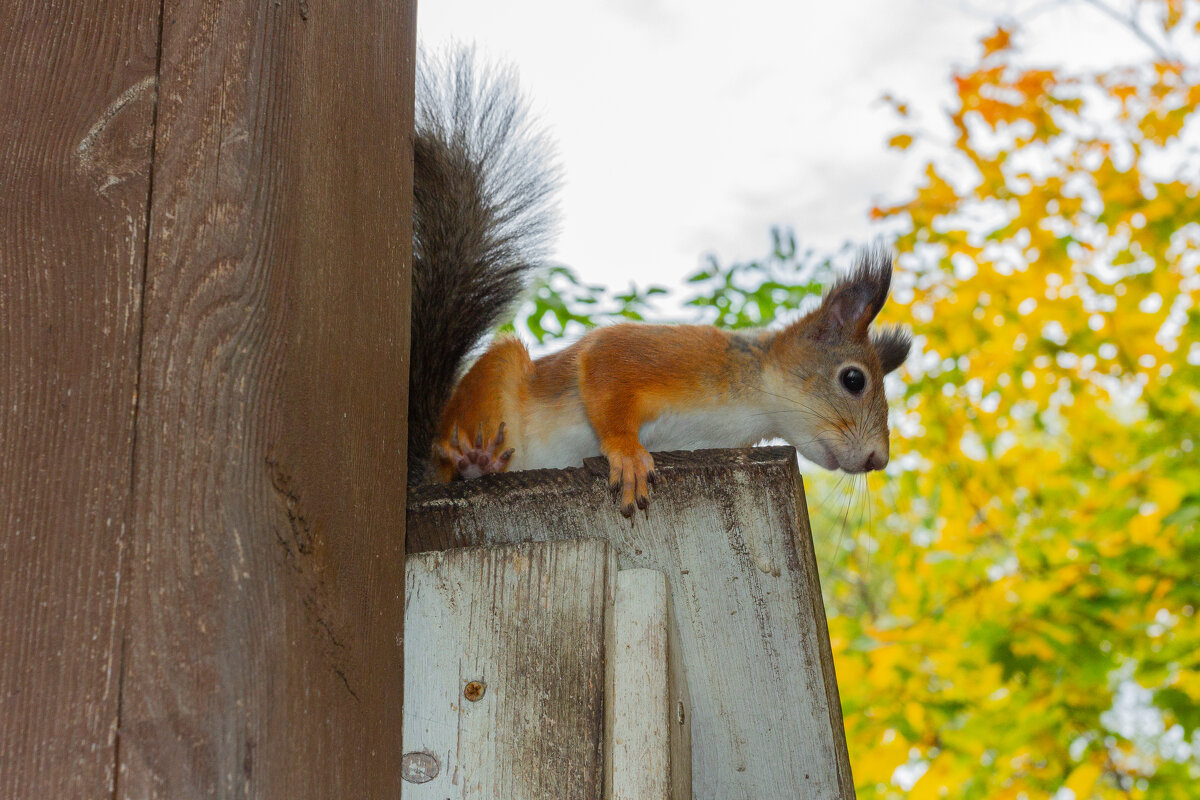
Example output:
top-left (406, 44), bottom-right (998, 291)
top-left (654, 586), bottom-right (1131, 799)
top-left (409, 48), bottom-right (912, 517)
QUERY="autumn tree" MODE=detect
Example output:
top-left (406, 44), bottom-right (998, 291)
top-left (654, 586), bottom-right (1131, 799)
top-left (517, 1), bottom-right (1200, 797)
top-left (846, 2), bottom-right (1200, 797)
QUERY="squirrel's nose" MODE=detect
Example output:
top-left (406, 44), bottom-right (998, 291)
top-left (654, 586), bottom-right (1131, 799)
top-left (863, 449), bottom-right (888, 471)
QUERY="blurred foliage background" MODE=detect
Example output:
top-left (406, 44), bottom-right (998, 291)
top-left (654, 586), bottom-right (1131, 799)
top-left (509, 0), bottom-right (1200, 797)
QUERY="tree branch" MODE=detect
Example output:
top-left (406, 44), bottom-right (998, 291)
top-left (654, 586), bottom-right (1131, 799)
top-left (1078, 0), bottom-right (1180, 63)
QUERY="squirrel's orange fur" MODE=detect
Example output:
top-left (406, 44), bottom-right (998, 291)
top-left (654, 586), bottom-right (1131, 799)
top-left (409, 51), bottom-right (910, 515)
top-left (433, 249), bottom-right (912, 516)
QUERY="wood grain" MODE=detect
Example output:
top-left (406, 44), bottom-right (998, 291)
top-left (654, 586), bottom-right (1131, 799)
top-left (610, 569), bottom-right (692, 800)
top-left (116, 1), bottom-right (415, 797)
top-left (0, 3), bottom-right (160, 796)
top-left (403, 540), bottom-right (614, 800)
top-left (408, 447), bottom-right (857, 799)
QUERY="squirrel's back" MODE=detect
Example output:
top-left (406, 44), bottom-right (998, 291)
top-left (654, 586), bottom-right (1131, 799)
top-left (408, 47), bottom-right (560, 485)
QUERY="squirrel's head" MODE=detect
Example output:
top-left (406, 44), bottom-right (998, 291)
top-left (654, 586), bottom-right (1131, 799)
top-left (764, 248), bottom-right (911, 474)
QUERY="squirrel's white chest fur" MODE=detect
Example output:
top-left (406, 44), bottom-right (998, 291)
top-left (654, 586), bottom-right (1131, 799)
top-left (639, 409), bottom-right (773, 453)
top-left (516, 406), bottom-right (773, 471)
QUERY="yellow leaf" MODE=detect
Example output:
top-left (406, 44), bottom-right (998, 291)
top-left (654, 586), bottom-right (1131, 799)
top-left (889, 133), bottom-right (915, 150)
top-left (1147, 477), bottom-right (1186, 514)
top-left (905, 701), bottom-right (927, 730)
top-left (1129, 512), bottom-right (1160, 546)
top-left (1089, 446), bottom-right (1119, 471)
top-left (1174, 668), bottom-right (1200, 698)
top-left (1065, 762), bottom-right (1103, 797)
top-left (910, 758), bottom-right (951, 800)
top-left (855, 733), bottom-right (911, 784)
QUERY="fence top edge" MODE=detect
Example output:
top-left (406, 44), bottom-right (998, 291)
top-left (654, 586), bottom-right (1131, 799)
top-left (406, 445), bottom-right (801, 513)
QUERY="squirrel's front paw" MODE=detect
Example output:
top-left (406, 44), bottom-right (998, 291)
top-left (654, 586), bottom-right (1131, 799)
top-left (437, 422), bottom-right (515, 480)
top-left (605, 446), bottom-right (657, 518)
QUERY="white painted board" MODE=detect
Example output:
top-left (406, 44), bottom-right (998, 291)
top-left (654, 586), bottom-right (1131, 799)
top-left (402, 539), bottom-right (615, 799)
top-left (610, 568), bottom-right (691, 800)
top-left (408, 447), bottom-right (856, 799)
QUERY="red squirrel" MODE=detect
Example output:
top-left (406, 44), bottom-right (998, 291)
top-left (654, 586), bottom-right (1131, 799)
top-left (409, 49), bottom-right (911, 516)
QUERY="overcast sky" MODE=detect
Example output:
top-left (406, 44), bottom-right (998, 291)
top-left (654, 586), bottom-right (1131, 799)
top-left (418, 0), bottom-right (1166, 293)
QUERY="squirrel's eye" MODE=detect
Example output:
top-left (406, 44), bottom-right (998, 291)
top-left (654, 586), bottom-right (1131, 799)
top-left (840, 366), bottom-right (866, 394)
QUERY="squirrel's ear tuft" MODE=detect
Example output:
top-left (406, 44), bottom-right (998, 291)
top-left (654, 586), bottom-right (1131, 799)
top-left (872, 325), bottom-right (911, 374)
top-left (813, 246), bottom-right (893, 340)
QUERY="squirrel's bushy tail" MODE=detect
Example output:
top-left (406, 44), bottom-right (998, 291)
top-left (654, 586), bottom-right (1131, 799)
top-left (408, 46), bottom-right (560, 485)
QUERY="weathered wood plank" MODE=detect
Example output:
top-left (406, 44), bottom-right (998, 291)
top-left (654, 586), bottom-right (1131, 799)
top-left (403, 539), bottom-right (614, 800)
top-left (664, 572), bottom-right (695, 800)
top-left (0, 3), bottom-right (160, 796)
top-left (117, 2), bottom-right (414, 797)
top-left (610, 568), bottom-right (692, 800)
top-left (408, 446), bottom-right (856, 800)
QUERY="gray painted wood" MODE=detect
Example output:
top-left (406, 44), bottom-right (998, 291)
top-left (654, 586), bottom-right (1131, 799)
top-left (408, 447), bottom-right (856, 800)
top-left (403, 539), bottom-right (614, 799)
top-left (610, 568), bottom-right (692, 800)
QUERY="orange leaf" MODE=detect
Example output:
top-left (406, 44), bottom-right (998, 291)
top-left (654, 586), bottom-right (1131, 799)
top-left (1110, 83), bottom-right (1138, 103)
top-left (888, 133), bottom-right (916, 150)
top-left (981, 26), bottom-right (1013, 59)
top-left (1165, 0), bottom-right (1184, 31)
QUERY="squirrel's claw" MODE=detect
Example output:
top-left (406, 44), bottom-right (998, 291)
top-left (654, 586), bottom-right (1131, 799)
top-left (439, 421), bottom-right (515, 480)
top-left (605, 446), bottom-right (655, 518)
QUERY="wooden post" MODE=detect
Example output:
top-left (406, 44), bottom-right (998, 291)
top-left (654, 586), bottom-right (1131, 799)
top-left (1, 2), bottom-right (414, 797)
top-left (1, 5), bottom-right (161, 796)
top-left (408, 447), bottom-right (856, 799)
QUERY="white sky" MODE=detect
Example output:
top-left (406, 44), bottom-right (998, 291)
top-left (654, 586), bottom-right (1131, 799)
top-left (418, 0), bottom-right (1167, 293)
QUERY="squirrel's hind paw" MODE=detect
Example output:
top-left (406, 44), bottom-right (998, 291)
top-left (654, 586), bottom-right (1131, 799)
top-left (438, 422), bottom-right (515, 480)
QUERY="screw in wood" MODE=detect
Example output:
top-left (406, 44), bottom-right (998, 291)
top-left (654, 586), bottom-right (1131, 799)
top-left (400, 751), bottom-right (440, 784)
top-left (464, 680), bottom-right (486, 702)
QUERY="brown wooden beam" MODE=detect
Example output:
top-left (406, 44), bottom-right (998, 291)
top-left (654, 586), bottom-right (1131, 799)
top-left (1, 3), bottom-right (161, 796)
top-left (2, 1), bottom-right (414, 796)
